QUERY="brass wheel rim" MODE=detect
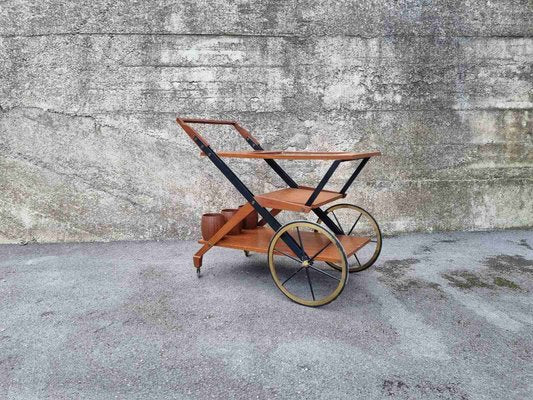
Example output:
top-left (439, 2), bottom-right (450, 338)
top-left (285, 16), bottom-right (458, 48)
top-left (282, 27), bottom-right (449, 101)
top-left (268, 221), bottom-right (348, 307)
top-left (318, 204), bottom-right (382, 273)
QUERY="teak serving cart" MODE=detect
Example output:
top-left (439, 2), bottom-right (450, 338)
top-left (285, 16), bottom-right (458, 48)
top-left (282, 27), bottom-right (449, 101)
top-left (177, 118), bottom-right (382, 307)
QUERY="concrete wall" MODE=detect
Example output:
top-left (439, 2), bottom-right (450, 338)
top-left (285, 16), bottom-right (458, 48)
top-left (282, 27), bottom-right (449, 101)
top-left (0, 1), bottom-right (532, 243)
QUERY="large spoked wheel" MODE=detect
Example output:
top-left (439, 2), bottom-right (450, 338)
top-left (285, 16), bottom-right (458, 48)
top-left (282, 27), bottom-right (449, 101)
top-left (318, 204), bottom-right (382, 273)
top-left (268, 221), bottom-right (348, 307)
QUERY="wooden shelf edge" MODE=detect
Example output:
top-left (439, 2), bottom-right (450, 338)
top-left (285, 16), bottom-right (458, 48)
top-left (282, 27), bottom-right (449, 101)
top-left (254, 187), bottom-right (344, 213)
top-left (199, 150), bottom-right (381, 161)
top-left (198, 227), bottom-right (371, 263)
top-left (254, 195), bottom-right (312, 213)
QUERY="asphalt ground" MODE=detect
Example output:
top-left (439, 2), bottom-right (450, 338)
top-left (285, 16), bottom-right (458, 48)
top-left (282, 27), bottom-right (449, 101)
top-left (1, 230), bottom-right (532, 399)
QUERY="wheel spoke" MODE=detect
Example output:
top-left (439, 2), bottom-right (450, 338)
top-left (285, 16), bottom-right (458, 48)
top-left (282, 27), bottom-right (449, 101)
top-left (309, 265), bottom-right (340, 281)
top-left (310, 242), bottom-right (332, 261)
top-left (269, 220), bottom-right (352, 306)
top-left (274, 249), bottom-right (302, 263)
top-left (296, 227), bottom-right (304, 250)
top-left (354, 253), bottom-right (362, 266)
top-left (305, 268), bottom-right (315, 301)
top-left (370, 239), bottom-right (377, 243)
top-left (347, 213), bottom-right (363, 235)
top-left (331, 211), bottom-right (345, 234)
top-left (282, 266), bottom-right (304, 286)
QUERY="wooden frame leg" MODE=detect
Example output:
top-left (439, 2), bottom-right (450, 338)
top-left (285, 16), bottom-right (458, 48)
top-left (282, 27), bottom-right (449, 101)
top-left (193, 254), bottom-right (203, 268)
top-left (193, 203), bottom-right (254, 268)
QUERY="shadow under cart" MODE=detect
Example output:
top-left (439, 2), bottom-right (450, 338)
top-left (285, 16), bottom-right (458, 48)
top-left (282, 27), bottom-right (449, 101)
top-left (177, 117), bottom-right (382, 307)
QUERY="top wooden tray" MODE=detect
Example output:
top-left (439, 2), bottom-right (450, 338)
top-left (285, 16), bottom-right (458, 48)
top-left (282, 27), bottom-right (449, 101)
top-left (200, 150), bottom-right (381, 161)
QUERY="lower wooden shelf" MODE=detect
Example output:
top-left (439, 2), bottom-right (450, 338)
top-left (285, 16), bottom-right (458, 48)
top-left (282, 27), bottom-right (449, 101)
top-left (199, 227), bottom-right (370, 264)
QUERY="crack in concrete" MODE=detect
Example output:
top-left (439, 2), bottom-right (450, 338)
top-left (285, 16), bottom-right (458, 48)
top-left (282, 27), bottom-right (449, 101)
top-left (5, 151), bottom-right (149, 210)
top-left (1, 105), bottom-right (177, 143)
top-left (1, 105), bottom-right (116, 132)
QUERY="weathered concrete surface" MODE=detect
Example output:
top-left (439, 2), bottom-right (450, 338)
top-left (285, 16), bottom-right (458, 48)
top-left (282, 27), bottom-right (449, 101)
top-left (0, 1), bottom-right (532, 243)
top-left (0, 230), bottom-right (532, 399)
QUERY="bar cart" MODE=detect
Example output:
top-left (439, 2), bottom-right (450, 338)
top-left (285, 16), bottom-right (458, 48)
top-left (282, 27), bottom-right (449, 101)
top-left (177, 118), bottom-right (382, 307)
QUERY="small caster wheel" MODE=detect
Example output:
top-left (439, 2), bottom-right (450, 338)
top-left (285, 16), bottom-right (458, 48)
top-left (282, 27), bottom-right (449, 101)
top-left (196, 268), bottom-right (201, 278)
top-left (244, 250), bottom-right (250, 257)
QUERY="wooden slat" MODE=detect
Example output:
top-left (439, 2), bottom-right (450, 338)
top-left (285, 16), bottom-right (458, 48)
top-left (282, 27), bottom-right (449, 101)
top-left (255, 187), bottom-right (344, 212)
top-left (200, 150), bottom-right (381, 161)
top-left (198, 227), bottom-right (370, 263)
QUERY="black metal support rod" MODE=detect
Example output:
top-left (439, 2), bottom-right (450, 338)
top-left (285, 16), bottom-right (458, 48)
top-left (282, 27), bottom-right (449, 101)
top-left (312, 208), bottom-right (344, 235)
top-left (305, 160), bottom-right (341, 206)
top-left (340, 158), bottom-right (369, 194)
top-left (193, 137), bottom-right (307, 260)
top-left (245, 137), bottom-right (298, 188)
top-left (241, 134), bottom-right (346, 238)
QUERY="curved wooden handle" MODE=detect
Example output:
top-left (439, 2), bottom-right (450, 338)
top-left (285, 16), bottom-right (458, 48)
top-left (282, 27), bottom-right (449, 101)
top-left (176, 117), bottom-right (260, 148)
top-left (180, 118), bottom-right (237, 125)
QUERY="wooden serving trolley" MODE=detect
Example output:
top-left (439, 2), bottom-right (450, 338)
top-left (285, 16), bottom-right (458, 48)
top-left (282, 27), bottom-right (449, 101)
top-left (177, 118), bottom-right (382, 306)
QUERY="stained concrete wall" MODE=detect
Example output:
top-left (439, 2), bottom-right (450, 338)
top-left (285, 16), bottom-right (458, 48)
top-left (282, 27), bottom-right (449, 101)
top-left (0, 1), bottom-right (532, 243)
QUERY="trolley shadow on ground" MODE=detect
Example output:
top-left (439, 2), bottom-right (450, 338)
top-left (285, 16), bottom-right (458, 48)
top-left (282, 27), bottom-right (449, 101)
top-left (202, 252), bottom-right (373, 310)
top-left (1, 230), bottom-right (532, 399)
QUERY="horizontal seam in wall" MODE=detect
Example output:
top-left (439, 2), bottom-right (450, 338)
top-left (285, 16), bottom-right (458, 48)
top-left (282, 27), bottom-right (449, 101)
top-left (4, 108), bottom-right (531, 116)
top-left (2, 154), bottom-right (531, 185)
top-left (1, 32), bottom-right (532, 39)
